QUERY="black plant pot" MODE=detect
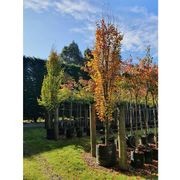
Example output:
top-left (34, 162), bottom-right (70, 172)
top-left (83, 127), bottom-right (87, 133)
top-left (66, 128), bottom-right (74, 138)
top-left (59, 128), bottom-right (65, 135)
top-left (143, 149), bottom-right (153, 164)
top-left (76, 128), bottom-right (83, 137)
top-left (141, 136), bottom-right (147, 145)
top-left (152, 148), bottom-right (158, 160)
top-left (131, 151), bottom-right (145, 168)
top-left (127, 136), bottom-right (136, 148)
top-left (86, 127), bottom-right (90, 136)
top-left (147, 133), bottom-right (155, 144)
top-left (46, 128), bottom-right (54, 140)
top-left (96, 143), bottom-right (117, 167)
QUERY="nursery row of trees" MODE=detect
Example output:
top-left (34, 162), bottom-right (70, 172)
top-left (35, 19), bottom-right (158, 169)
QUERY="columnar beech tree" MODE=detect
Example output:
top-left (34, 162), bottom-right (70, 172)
top-left (86, 19), bottom-right (123, 145)
top-left (38, 50), bottom-right (64, 140)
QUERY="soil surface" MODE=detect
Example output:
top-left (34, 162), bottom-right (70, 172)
top-left (82, 147), bottom-right (158, 178)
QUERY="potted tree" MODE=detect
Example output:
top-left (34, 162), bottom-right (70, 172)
top-left (38, 50), bottom-right (64, 140)
top-left (85, 18), bottom-right (123, 167)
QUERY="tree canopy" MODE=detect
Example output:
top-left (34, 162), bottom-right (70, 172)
top-left (86, 19), bottom-right (123, 121)
top-left (60, 41), bottom-right (84, 65)
top-left (38, 50), bottom-right (64, 110)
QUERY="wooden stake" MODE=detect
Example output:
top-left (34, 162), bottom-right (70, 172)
top-left (90, 103), bottom-right (96, 157)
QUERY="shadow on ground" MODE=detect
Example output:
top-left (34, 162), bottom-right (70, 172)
top-left (23, 126), bottom-right (90, 158)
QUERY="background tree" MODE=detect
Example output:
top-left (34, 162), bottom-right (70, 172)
top-left (136, 47), bottom-right (159, 148)
top-left (23, 56), bottom-right (47, 121)
top-left (84, 48), bottom-right (93, 63)
top-left (139, 46), bottom-right (154, 136)
top-left (123, 61), bottom-right (144, 146)
top-left (60, 41), bottom-right (84, 65)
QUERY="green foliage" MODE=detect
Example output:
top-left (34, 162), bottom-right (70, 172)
top-left (58, 87), bottom-right (72, 102)
top-left (62, 63), bottom-right (89, 81)
top-left (38, 50), bottom-right (64, 110)
top-left (84, 48), bottom-right (93, 62)
top-left (60, 41), bottom-right (84, 65)
top-left (72, 84), bottom-right (93, 103)
top-left (23, 56), bottom-right (47, 120)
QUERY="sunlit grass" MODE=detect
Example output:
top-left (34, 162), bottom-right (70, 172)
top-left (24, 127), bottom-right (154, 180)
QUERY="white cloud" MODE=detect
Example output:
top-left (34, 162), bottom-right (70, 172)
top-left (129, 6), bottom-right (147, 15)
top-left (24, 0), bottom-right (100, 20)
top-left (118, 7), bottom-right (158, 59)
top-left (54, 0), bottom-right (99, 20)
top-left (24, 0), bottom-right (51, 12)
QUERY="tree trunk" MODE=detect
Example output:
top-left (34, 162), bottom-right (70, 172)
top-left (85, 105), bottom-right (88, 128)
top-left (62, 103), bottom-right (65, 121)
top-left (139, 105), bottom-right (143, 131)
top-left (47, 110), bottom-right (51, 129)
top-left (135, 98), bottom-right (139, 147)
top-left (90, 104), bottom-right (96, 157)
top-left (130, 103), bottom-right (133, 135)
top-left (152, 96), bottom-right (158, 147)
top-left (145, 95), bottom-right (149, 136)
top-left (117, 105), bottom-right (128, 170)
top-left (70, 102), bottom-right (73, 120)
top-left (54, 107), bottom-right (59, 140)
top-left (153, 107), bottom-right (157, 146)
top-left (104, 119), bottom-right (109, 146)
top-left (80, 103), bottom-right (82, 127)
top-left (135, 99), bottom-right (138, 132)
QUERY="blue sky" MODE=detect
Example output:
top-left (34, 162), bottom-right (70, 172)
top-left (24, 0), bottom-right (158, 62)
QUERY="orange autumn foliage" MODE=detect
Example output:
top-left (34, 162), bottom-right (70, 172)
top-left (86, 19), bottom-right (123, 121)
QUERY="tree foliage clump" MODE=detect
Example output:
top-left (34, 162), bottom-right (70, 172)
top-left (38, 50), bottom-right (64, 111)
top-left (60, 41), bottom-right (84, 65)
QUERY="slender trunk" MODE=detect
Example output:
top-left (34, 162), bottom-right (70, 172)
top-left (85, 105), bottom-right (88, 128)
top-left (139, 105), bottom-right (143, 131)
top-left (152, 95), bottom-right (158, 147)
top-left (54, 107), bottom-right (59, 140)
top-left (126, 103), bottom-right (129, 130)
top-left (104, 118), bottom-right (109, 146)
top-left (117, 106), bottom-right (128, 170)
top-left (135, 97), bottom-right (138, 132)
top-left (145, 94), bottom-right (149, 136)
top-left (80, 103), bottom-right (82, 127)
top-left (47, 110), bottom-right (51, 129)
top-left (62, 103), bottom-right (64, 121)
top-left (70, 102), bottom-right (72, 120)
top-left (135, 97), bottom-right (139, 147)
top-left (130, 102), bottom-right (133, 135)
top-left (77, 103), bottom-right (79, 127)
top-left (90, 104), bottom-right (96, 157)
